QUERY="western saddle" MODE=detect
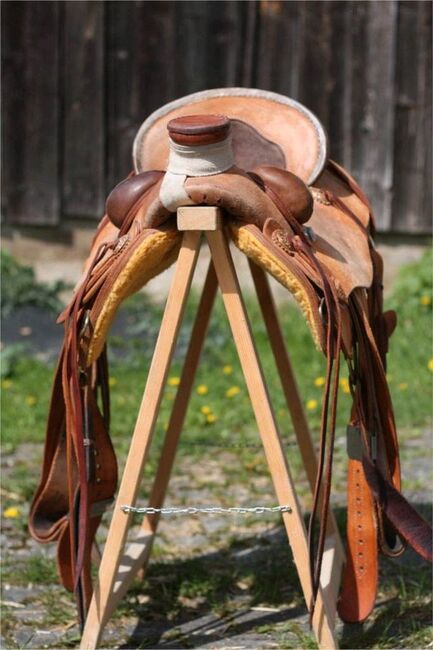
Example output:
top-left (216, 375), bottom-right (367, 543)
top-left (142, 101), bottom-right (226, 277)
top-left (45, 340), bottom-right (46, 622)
top-left (29, 88), bottom-right (432, 631)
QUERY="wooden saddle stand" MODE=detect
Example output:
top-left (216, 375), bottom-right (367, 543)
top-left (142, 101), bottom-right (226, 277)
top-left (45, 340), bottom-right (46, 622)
top-left (28, 89), bottom-right (432, 650)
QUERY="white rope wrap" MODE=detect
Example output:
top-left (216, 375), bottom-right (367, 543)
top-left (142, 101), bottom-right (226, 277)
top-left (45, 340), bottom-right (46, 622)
top-left (159, 136), bottom-right (235, 212)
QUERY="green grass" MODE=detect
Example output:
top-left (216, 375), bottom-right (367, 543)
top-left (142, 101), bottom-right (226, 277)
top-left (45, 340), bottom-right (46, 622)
top-left (2, 553), bottom-right (59, 586)
top-left (1, 249), bottom-right (68, 317)
top-left (2, 250), bottom-right (432, 456)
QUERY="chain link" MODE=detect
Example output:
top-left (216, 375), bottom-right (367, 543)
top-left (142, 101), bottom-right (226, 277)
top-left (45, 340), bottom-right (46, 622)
top-left (121, 504), bottom-right (292, 516)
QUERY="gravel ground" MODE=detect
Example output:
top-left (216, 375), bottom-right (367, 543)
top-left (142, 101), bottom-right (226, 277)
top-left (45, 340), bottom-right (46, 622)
top-left (1, 423), bottom-right (432, 649)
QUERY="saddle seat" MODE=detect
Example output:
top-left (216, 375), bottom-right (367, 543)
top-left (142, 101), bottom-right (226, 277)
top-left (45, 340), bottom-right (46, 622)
top-left (77, 86), bottom-right (373, 365)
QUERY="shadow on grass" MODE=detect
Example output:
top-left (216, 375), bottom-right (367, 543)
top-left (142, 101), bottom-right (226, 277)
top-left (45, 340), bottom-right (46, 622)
top-left (116, 505), bottom-right (432, 650)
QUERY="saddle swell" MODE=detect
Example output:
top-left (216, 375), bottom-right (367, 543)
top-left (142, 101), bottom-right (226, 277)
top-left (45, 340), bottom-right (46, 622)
top-left (29, 89), bottom-right (432, 631)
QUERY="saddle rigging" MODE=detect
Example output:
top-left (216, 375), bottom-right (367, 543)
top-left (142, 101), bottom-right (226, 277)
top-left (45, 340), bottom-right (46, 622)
top-left (29, 88), bottom-right (432, 630)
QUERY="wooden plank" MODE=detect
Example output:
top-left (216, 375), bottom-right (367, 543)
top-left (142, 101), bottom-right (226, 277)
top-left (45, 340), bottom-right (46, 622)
top-left (81, 231), bottom-right (201, 649)
top-left (392, 1), bottom-right (432, 233)
top-left (62, 1), bottom-right (105, 219)
top-left (173, 1), bottom-right (247, 94)
top-left (105, 1), bottom-right (177, 189)
top-left (249, 262), bottom-right (345, 618)
top-left (2, 1), bottom-right (60, 225)
top-left (355, 2), bottom-right (398, 231)
top-left (240, 1), bottom-right (259, 87)
top-left (347, 2), bottom-right (369, 182)
top-left (297, 2), bottom-right (334, 136)
top-left (177, 206), bottom-right (222, 231)
top-left (105, 262), bottom-right (218, 620)
top-left (254, 1), bottom-right (301, 96)
top-left (106, 1), bottom-right (249, 190)
top-left (254, 2), bottom-right (353, 166)
top-left (207, 228), bottom-right (338, 649)
top-left (327, 3), bottom-right (352, 165)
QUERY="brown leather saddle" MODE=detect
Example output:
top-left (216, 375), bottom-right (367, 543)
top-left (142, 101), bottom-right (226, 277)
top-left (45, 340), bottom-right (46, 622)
top-left (29, 88), bottom-right (432, 630)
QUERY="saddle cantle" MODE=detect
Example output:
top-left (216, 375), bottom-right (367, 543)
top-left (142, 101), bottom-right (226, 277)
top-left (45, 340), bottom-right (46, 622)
top-left (29, 88), bottom-right (432, 630)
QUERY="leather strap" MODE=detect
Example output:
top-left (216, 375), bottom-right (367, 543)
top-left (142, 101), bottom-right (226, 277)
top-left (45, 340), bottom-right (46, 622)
top-left (338, 457), bottom-right (378, 622)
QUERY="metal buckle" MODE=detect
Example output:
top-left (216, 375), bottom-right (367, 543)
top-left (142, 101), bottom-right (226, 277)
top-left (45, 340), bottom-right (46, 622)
top-left (303, 225), bottom-right (316, 243)
top-left (79, 310), bottom-right (91, 338)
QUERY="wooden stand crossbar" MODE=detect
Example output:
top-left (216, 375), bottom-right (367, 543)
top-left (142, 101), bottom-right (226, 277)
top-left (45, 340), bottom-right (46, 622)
top-left (80, 208), bottom-right (344, 649)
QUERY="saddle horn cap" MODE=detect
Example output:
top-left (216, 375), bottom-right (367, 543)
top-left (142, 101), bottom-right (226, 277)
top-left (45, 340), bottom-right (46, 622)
top-left (167, 114), bottom-right (230, 146)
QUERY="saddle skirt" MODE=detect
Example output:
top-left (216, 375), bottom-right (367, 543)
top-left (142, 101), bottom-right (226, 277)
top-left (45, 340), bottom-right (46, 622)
top-left (29, 88), bottom-right (432, 631)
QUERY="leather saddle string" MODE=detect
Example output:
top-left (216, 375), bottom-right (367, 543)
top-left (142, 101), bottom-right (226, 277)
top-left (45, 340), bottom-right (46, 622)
top-left (63, 240), bottom-right (116, 608)
top-left (351, 294), bottom-right (400, 475)
top-left (327, 160), bottom-right (375, 228)
top-left (349, 295), bottom-right (433, 562)
top-left (306, 271), bottom-right (341, 614)
top-left (276, 210), bottom-right (344, 612)
top-left (289, 235), bottom-right (343, 612)
top-left (59, 186), bottom-right (156, 616)
top-left (251, 175), bottom-right (343, 615)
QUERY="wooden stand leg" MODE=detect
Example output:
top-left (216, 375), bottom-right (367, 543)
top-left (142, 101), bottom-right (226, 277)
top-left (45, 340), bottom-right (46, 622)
top-left (103, 262), bottom-right (218, 618)
top-left (80, 210), bottom-right (340, 649)
top-left (248, 261), bottom-right (345, 612)
top-left (80, 231), bottom-right (201, 649)
top-left (207, 230), bottom-right (338, 650)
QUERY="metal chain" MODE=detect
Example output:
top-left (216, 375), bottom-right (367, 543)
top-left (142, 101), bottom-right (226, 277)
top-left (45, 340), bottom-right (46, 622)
top-left (121, 504), bottom-right (292, 516)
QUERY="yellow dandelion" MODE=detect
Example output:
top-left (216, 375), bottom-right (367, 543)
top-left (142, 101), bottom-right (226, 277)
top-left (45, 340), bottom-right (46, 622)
top-left (201, 405), bottom-right (211, 415)
top-left (3, 507), bottom-right (20, 518)
top-left (306, 399), bottom-right (318, 411)
top-left (25, 395), bottom-right (37, 406)
top-left (108, 377), bottom-right (117, 387)
top-left (420, 295), bottom-right (432, 306)
top-left (206, 414), bottom-right (217, 424)
top-left (342, 384), bottom-right (351, 394)
top-left (196, 384), bottom-right (208, 395)
top-left (222, 365), bottom-right (233, 375)
top-left (428, 359), bottom-right (433, 372)
top-left (168, 376), bottom-right (180, 386)
top-left (225, 386), bottom-right (240, 398)
top-left (314, 376), bottom-right (326, 387)
top-left (340, 377), bottom-right (349, 388)
top-left (1, 379), bottom-right (13, 389)
top-left (398, 383), bottom-right (408, 391)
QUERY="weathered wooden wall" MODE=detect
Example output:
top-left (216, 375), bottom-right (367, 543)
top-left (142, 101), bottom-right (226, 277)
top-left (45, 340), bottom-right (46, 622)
top-left (2, 0), bottom-right (431, 233)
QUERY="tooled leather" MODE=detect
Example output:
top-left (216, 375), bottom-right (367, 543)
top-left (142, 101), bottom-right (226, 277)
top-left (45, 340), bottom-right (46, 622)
top-left (184, 163), bottom-right (374, 299)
